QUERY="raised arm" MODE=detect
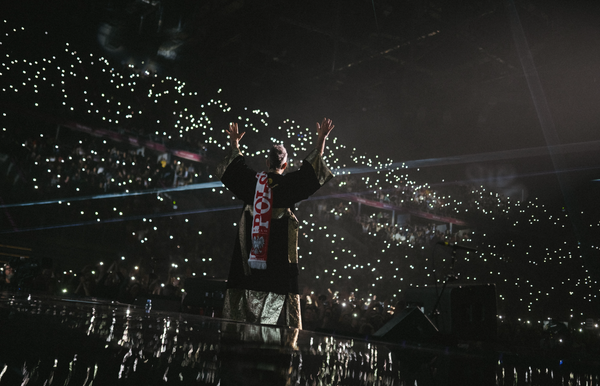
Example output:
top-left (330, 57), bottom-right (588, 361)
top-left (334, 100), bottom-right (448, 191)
top-left (225, 122), bottom-right (245, 150)
top-left (216, 122), bottom-right (246, 180)
top-left (315, 118), bottom-right (335, 156)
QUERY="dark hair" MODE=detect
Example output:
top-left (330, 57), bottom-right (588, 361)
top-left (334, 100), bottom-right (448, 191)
top-left (268, 144), bottom-right (287, 170)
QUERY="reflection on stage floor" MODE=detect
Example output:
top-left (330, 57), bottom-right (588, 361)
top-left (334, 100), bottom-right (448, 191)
top-left (0, 293), bottom-right (597, 385)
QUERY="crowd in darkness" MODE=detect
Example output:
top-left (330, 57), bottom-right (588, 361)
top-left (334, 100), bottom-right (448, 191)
top-left (0, 128), bottom-right (209, 204)
top-left (1, 120), bottom-right (597, 352)
top-left (0, 124), bottom-right (470, 327)
top-left (1, 122), bottom-right (472, 257)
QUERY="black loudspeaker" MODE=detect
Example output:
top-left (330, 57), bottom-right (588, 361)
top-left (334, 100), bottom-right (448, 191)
top-left (182, 278), bottom-right (227, 316)
top-left (404, 284), bottom-right (497, 343)
top-left (372, 307), bottom-right (439, 344)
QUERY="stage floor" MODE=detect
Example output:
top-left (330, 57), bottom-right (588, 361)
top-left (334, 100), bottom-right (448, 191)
top-left (0, 292), bottom-right (597, 385)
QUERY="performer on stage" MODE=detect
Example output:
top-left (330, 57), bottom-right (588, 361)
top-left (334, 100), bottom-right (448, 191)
top-left (216, 118), bottom-right (335, 329)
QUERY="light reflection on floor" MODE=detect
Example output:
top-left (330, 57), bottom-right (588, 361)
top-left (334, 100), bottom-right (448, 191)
top-left (0, 293), bottom-right (597, 385)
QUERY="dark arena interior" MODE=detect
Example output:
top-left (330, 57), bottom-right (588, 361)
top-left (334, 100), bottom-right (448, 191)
top-left (1, 0), bottom-right (600, 384)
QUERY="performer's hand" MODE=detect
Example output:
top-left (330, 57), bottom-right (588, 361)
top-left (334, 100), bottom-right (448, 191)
top-left (226, 122), bottom-right (245, 149)
top-left (316, 118), bottom-right (334, 155)
top-left (317, 118), bottom-right (334, 140)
